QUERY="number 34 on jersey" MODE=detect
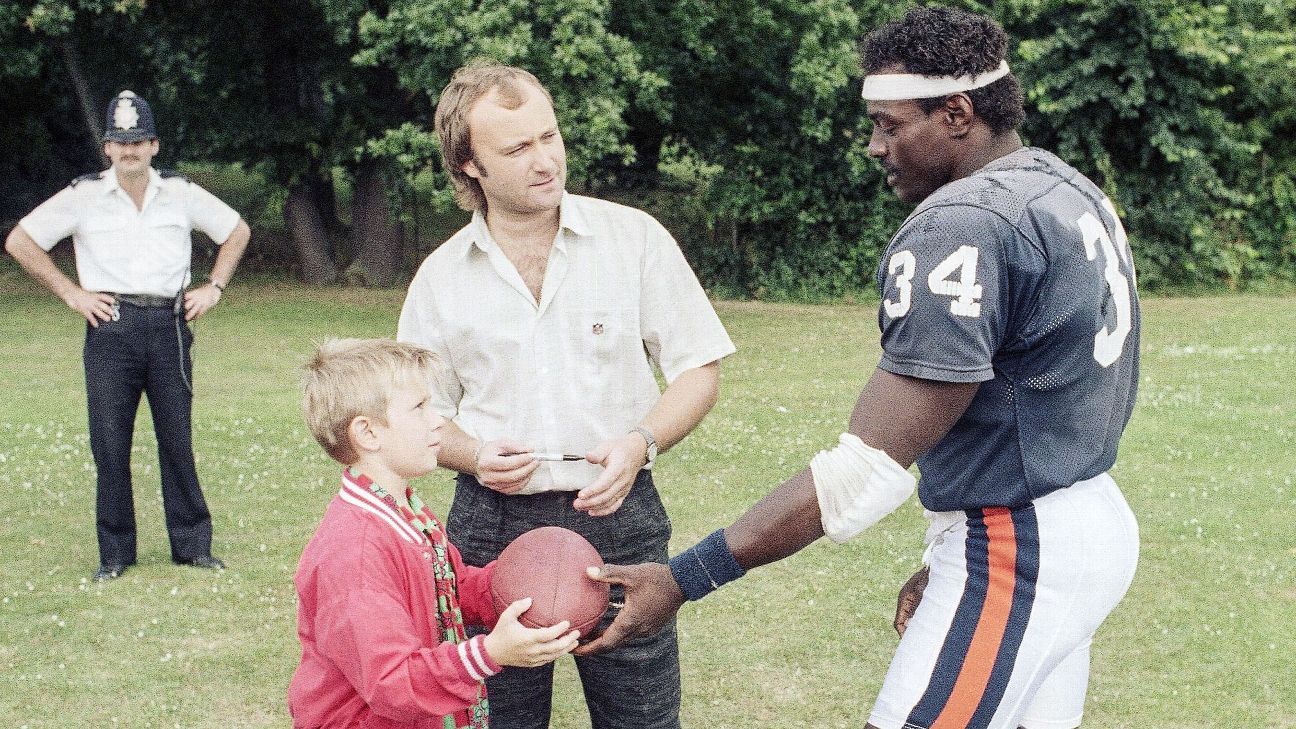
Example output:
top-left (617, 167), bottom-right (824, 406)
top-left (882, 199), bottom-right (1136, 367)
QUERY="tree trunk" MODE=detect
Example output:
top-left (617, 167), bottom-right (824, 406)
top-left (59, 38), bottom-right (107, 167)
top-left (284, 182), bottom-right (338, 284)
top-left (308, 169), bottom-right (344, 235)
top-left (345, 159), bottom-right (402, 287)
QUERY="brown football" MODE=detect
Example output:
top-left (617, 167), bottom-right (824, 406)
top-left (489, 526), bottom-right (610, 636)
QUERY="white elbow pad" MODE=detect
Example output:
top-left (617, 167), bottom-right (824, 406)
top-left (811, 433), bottom-right (916, 543)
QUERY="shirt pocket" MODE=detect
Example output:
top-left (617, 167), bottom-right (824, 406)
top-left (566, 307), bottom-right (641, 408)
top-left (146, 208), bottom-right (190, 239)
top-left (82, 209), bottom-right (133, 268)
top-left (139, 208), bottom-right (192, 284)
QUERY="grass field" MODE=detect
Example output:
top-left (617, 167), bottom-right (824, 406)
top-left (1, 264), bottom-right (1293, 727)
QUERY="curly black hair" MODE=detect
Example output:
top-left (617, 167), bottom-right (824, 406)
top-left (861, 6), bottom-right (1024, 135)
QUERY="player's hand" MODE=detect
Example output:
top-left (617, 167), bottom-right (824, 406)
top-left (573, 433), bottom-right (646, 516)
top-left (183, 283), bottom-right (221, 321)
top-left (476, 439), bottom-right (542, 495)
top-left (573, 562), bottom-right (683, 655)
top-left (893, 565), bottom-right (929, 637)
top-left (64, 288), bottom-right (116, 327)
top-left (483, 598), bottom-right (580, 668)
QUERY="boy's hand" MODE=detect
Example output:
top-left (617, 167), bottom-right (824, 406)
top-left (483, 598), bottom-right (580, 668)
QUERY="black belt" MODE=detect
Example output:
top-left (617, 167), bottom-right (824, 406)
top-left (109, 293), bottom-right (176, 309)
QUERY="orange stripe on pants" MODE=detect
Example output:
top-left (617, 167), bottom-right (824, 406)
top-left (931, 508), bottom-right (1018, 729)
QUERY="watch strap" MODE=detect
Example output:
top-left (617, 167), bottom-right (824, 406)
top-left (630, 425), bottom-right (657, 465)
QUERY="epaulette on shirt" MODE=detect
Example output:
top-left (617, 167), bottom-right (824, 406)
top-left (158, 169), bottom-right (189, 182)
top-left (69, 171), bottom-right (103, 188)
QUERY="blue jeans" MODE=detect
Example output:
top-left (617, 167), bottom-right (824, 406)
top-left (84, 301), bottom-right (212, 566)
top-left (449, 471), bottom-right (682, 729)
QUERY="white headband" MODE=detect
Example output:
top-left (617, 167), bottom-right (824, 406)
top-left (861, 60), bottom-right (1010, 101)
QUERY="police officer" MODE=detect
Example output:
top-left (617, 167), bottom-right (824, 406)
top-left (5, 90), bottom-right (251, 581)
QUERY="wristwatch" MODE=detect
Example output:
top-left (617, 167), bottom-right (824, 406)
top-left (630, 426), bottom-right (658, 468)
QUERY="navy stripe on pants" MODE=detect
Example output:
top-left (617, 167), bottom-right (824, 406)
top-left (905, 506), bottom-right (1040, 729)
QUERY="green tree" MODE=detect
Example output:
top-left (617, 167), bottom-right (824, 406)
top-left (0, 1), bottom-right (139, 225)
top-left (4, 0), bottom-right (415, 285)
top-left (1000, 0), bottom-right (1278, 288)
top-left (138, 0), bottom-right (416, 285)
top-left (1231, 0), bottom-right (1296, 283)
top-left (619, 0), bottom-right (901, 299)
top-left (352, 0), bottom-right (667, 203)
top-left (5, 0), bottom-right (1294, 292)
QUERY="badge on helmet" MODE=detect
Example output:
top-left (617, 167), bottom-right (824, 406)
top-left (103, 90), bottom-right (157, 143)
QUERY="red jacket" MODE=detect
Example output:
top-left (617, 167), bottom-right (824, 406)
top-left (289, 474), bottom-right (501, 728)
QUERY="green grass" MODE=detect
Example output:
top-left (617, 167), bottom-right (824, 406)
top-left (1, 262), bottom-right (1293, 727)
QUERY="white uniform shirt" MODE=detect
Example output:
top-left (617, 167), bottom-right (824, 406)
top-left (18, 166), bottom-right (241, 297)
top-left (398, 193), bottom-right (735, 493)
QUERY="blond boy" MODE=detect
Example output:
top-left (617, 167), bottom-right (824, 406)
top-left (290, 339), bottom-right (578, 728)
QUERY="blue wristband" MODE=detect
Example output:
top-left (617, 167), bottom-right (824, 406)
top-left (668, 529), bottom-right (746, 601)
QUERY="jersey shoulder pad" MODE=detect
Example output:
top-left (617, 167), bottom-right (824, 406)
top-left (158, 169), bottom-right (190, 182)
top-left (68, 171), bottom-right (104, 188)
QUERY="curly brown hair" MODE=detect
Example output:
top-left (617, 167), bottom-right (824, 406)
top-left (861, 7), bottom-right (1024, 135)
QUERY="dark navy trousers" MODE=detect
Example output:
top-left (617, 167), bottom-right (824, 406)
top-left (449, 471), bottom-right (682, 729)
top-left (84, 301), bottom-right (212, 566)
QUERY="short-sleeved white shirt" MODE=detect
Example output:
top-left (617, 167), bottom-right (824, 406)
top-left (18, 166), bottom-right (241, 297)
top-left (398, 192), bottom-right (735, 493)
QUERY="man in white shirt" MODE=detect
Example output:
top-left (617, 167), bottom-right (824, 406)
top-left (5, 90), bottom-right (250, 582)
top-left (398, 63), bottom-right (735, 728)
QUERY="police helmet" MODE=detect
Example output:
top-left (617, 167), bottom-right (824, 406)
top-left (103, 90), bottom-right (158, 143)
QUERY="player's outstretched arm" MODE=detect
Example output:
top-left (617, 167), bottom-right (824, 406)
top-left (727, 368), bottom-right (976, 567)
top-left (574, 469), bottom-right (823, 655)
top-left (576, 368), bottom-right (977, 655)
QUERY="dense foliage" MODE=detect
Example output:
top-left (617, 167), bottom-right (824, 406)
top-left (1002, 0), bottom-right (1296, 289)
top-left (2, 1), bottom-right (1292, 295)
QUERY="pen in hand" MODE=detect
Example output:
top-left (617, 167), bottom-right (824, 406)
top-left (503, 452), bottom-right (584, 461)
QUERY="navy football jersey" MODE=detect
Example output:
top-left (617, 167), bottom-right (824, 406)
top-left (876, 147), bottom-right (1140, 512)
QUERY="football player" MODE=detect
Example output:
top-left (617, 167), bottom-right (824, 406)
top-left (576, 7), bottom-right (1141, 729)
